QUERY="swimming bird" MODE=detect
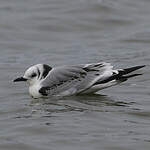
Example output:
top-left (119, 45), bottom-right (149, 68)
top-left (13, 62), bottom-right (145, 98)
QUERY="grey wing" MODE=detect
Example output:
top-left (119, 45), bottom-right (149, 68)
top-left (39, 62), bottom-right (114, 96)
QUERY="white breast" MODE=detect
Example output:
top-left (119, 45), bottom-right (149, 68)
top-left (29, 83), bottom-right (42, 98)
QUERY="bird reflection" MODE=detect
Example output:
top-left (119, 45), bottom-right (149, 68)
top-left (28, 93), bottom-right (134, 117)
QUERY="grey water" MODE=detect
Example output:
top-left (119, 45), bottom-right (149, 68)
top-left (0, 0), bottom-right (150, 149)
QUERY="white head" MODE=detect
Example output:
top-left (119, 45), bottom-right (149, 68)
top-left (13, 64), bottom-right (52, 85)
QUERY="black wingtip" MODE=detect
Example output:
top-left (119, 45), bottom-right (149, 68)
top-left (121, 65), bottom-right (146, 75)
top-left (121, 73), bottom-right (143, 79)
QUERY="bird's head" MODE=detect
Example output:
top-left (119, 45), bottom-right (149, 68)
top-left (13, 64), bottom-right (52, 86)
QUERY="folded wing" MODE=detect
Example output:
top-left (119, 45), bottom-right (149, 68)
top-left (39, 62), bottom-right (114, 96)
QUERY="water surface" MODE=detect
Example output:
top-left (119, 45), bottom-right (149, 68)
top-left (0, 0), bottom-right (150, 150)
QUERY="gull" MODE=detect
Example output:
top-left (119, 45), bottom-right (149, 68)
top-left (13, 62), bottom-right (145, 98)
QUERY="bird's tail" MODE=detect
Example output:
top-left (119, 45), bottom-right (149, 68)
top-left (94, 65), bottom-right (145, 85)
top-left (116, 65), bottom-right (145, 81)
top-left (86, 65), bottom-right (145, 94)
top-left (119, 65), bottom-right (145, 75)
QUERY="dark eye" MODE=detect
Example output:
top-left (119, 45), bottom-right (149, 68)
top-left (31, 73), bottom-right (37, 78)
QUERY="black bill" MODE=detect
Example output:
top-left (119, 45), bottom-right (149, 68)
top-left (13, 77), bottom-right (27, 82)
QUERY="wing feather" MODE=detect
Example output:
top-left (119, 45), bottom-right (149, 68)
top-left (40, 62), bottom-right (114, 96)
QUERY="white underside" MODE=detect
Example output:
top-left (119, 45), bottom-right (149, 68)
top-left (55, 80), bottom-right (121, 97)
top-left (29, 83), bottom-right (42, 98)
top-left (29, 80), bottom-right (121, 98)
top-left (81, 80), bottom-right (121, 94)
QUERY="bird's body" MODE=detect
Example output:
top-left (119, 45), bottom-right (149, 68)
top-left (13, 62), bottom-right (145, 98)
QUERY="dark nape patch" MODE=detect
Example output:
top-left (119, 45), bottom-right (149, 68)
top-left (42, 64), bottom-right (52, 78)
